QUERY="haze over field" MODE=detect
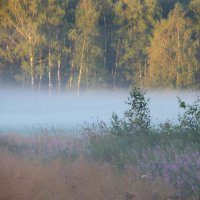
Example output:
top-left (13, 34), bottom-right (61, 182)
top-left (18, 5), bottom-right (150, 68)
top-left (0, 89), bottom-right (199, 132)
top-left (1, 1), bottom-right (200, 199)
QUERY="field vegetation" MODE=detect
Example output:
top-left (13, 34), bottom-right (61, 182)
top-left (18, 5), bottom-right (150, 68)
top-left (0, 88), bottom-right (200, 200)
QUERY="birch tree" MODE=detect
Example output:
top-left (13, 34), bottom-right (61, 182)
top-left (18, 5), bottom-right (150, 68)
top-left (148, 3), bottom-right (198, 88)
top-left (40, 0), bottom-right (66, 92)
top-left (5, 0), bottom-right (43, 88)
top-left (69, 0), bottom-right (102, 94)
top-left (190, 0), bottom-right (200, 86)
top-left (112, 0), bottom-right (160, 88)
top-left (0, 0), bottom-right (16, 78)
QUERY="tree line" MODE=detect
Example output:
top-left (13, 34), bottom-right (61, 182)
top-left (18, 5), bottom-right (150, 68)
top-left (0, 0), bottom-right (200, 91)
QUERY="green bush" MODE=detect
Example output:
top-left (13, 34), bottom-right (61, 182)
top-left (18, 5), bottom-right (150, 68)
top-left (111, 88), bottom-right (151, 136)
top-left (178, 97), bottom-right (200, 141)
top-left (85, 89), bottom-right (200, 169)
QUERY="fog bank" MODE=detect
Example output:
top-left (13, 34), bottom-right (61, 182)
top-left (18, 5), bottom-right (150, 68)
top-left (0, 89), bottom-right (199, 132)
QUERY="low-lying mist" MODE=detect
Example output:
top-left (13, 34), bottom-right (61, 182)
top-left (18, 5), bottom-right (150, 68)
top-left (0, 88), bottom-right (199, 133)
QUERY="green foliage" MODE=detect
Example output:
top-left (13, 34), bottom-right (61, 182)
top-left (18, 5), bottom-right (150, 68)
top-left (148, 3), bottom-right (199, 88)
top-left (69, 0), bottom-right (103, 90)
top-left (111, 88), bottom-right (151, 136)
top-left (178, 96), bottom-right (200, 135)
top-left (85, 90), bottom-right (200, 171)
top-left (124, 88), bottom-right (151, 132)
top-left (111, 0), bottom-right (160, 87)
top-left (0, 0), bottom-right (200, 89)
top-left (85, 88), bottom-right (152, 167)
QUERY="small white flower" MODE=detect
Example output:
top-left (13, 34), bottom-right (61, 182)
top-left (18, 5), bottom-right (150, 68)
top-left (141, 174), bottom-right (147, 179)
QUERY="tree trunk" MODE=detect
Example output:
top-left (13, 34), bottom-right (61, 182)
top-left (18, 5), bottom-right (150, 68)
top-left (113, 39), bottom-right (120, 89)
top-left (39, 75), bottom-right (42, 91)
top-left (86, 66), bottom-right (89, 91)
top-left (176, 25), bottom-right (180, 87)
top-left (139, 64), bottom-right (142, 86)
top-left (48, 50), bottom-right (52, 93)
top-left (68, 51), bottom-right (74, 89)
top-left (103, 13), bottom-right (107, 69)
top-left (30, 54), bottom-right (34, 90)
top-left (57, 58), bottom-right (61, 93)
top-left (49, 70), bottom-right (52, 92)
top-left (77, 37), bottom-right (86, 96)
top-left (144, 60), bottom-right (147, 78)
top-left (38, 51), bottom-right (42, 91)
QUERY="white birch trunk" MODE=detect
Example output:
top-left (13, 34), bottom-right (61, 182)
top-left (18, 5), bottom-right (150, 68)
top-left (39, 75), bottom-right (42, 91)
top-left (48, 50), bottom-right (52, 93)
top-left (103, 14), bottom-right (107, 69)
top-left (30, 55), bottom-right (34, 90)
top-left (57, 59), bottom-right (61, 93)
top-left (113, 40), bottom-right (120, 89)
top-left (77, 38), bottom-right (86, 96)
top-left (68, 51), bottom-right (74, 89)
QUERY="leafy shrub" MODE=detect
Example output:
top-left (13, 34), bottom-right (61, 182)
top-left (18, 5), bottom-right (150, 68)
top-left (111, 88), bottom-right (151, 136)
top-left (85, 88), bottom-right (153, 167)
top-left (178, 96), bottom-right (200, 135)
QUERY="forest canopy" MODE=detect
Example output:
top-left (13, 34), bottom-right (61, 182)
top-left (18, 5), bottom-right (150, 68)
top-left (0, 0), bottom-right (199, 90)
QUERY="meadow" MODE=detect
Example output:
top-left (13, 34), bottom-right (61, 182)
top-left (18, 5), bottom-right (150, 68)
top-left (0, 88), bottom-right (200, 200)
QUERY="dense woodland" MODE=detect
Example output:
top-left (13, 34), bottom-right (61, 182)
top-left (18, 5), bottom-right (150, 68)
top-left (0, 0), bottom-right (200, 91)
